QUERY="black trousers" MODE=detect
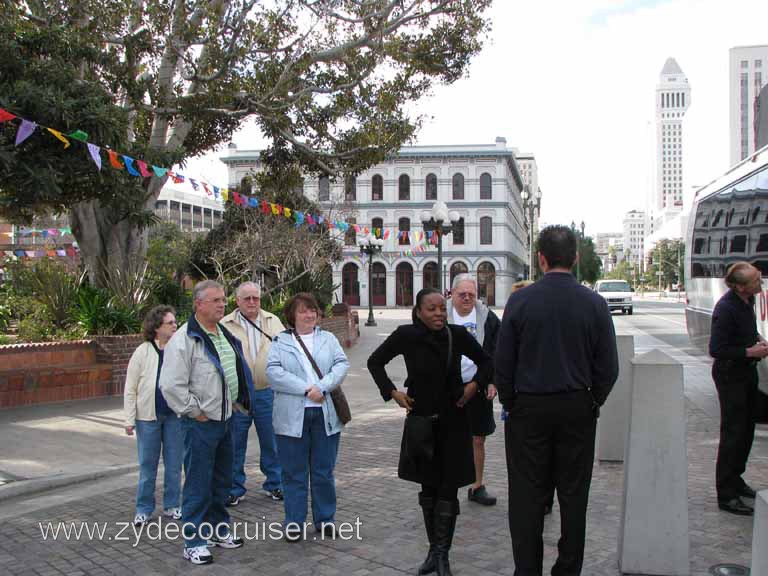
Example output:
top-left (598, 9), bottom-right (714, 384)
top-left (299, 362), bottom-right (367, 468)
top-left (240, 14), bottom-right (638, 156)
top-left (712, 361), bottom-right (758, 501)
top-left (505, 391), bottom-right (596, 576)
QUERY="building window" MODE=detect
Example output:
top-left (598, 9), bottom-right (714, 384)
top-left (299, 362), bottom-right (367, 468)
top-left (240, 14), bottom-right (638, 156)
top-left (426, 173), bottom-right (438, 200)
top-left (452, 173), bottom-right (464, 200)
top-left (756, 60), bottom-right (763, 69)
top-left (480, 216), bottom-right (492, 245)
top-left (398, 217), bottom-right (411, 245)
top-left (452, 217), bottom-right (464, 245)
top-left (345, 175), bottom-right (356, 201)
top-left (741, 60), bottom-right (749, 69)
top-left (319, 175), bottom-right (330, 201)
top-left (372, 174), bottom-right (383, 201)
top-left (399, 174), bottom-right (410, 200)
top-left (372, 217), bottom-right (384, 239)
top-left (480, 173), bottom-right (492, 200)
top-left (345, 217), bottom-right (356, 246)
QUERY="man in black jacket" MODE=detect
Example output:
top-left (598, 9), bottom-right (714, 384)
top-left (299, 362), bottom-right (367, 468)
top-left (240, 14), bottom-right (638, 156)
top-left (495, 225), bottom-right (618, 576)
top-left (709, 261), bottom-right (768, 516)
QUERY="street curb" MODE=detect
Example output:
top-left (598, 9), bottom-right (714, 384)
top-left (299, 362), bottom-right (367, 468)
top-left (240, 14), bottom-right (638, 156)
top-left (0, 464), bottom-right (139, 503)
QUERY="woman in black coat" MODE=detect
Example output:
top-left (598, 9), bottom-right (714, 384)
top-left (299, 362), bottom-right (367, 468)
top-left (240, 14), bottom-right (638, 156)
top-left (367, 288), bottom-right (491, 576)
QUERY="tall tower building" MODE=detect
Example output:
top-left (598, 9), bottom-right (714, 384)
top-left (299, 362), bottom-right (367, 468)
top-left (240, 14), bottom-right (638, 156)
top-left (655, 57), bottom-right (690, 220)
top-left (729, 45), bottom-right (768, 165)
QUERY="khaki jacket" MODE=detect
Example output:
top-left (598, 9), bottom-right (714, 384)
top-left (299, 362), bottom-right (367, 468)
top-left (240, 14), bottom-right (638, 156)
top-left (221, 309), bottom-right (285, 390)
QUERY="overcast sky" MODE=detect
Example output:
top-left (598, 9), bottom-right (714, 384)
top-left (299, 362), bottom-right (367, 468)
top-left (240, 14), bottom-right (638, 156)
top-left (184, 0), bottom-right (768, 236)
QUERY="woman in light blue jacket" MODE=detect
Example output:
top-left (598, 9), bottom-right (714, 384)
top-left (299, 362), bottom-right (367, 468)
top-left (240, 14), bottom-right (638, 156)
top-left (266, 293), bottom-right (350, 541)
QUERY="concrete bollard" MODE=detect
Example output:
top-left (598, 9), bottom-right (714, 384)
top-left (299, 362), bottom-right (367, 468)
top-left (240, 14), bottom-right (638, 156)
top-left (752, 490), bottom-right (768, 574)
top-left (618, 349), bottom-right (689, 576)
top-left (597, 334), bottom-right (634, 462)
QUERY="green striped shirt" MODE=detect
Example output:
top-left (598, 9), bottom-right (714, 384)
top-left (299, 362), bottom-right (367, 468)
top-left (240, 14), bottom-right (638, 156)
top-left (205, 326), bottom-right (239, 404)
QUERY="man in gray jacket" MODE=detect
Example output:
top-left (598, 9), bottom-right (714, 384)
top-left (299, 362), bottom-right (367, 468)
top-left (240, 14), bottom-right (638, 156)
top-left (161, 280), bottom-right (255, 565)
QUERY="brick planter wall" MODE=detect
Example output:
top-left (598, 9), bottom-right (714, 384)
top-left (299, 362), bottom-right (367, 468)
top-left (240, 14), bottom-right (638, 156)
top-left (92, 335), bottom-right (145, 396)
top-left (0, 341), bottom-right (113, 408)
top-left (321, 304), bottom-right (360, 348)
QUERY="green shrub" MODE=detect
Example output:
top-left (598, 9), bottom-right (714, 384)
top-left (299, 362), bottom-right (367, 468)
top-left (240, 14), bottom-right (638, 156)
top-left (74, 284), bottom-right (141, 335)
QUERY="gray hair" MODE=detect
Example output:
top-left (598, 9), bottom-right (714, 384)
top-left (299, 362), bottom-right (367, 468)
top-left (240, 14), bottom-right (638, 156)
top-left (451, 273), bottom-right (478, 292)
top-left (193, 279), bottom-right (225, 301)
top-left (236, 281), bottom-right (261, 298)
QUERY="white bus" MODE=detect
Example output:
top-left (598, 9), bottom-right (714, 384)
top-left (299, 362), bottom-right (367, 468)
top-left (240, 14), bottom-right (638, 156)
top-left (685, 143), bottom-right (768, 404)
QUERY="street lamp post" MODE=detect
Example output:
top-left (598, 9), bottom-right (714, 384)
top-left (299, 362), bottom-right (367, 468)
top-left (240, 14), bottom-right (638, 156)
top-left (571, 220), bottom-right (585, 283)
top-left (521, 186), bottom-right (541, 281)
top-left (421, 201), bottom-right (461, 293)
top-left (357, 234), bottom-right (385, 326)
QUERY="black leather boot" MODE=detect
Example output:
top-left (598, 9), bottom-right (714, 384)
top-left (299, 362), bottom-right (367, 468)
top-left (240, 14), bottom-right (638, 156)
top-left (434, 499), bottom-right (459, 576)
top-left (418, 492), bottom-right (437, 575)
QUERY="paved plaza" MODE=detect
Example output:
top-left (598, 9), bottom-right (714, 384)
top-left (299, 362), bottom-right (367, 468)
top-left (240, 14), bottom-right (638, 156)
top-left (0, 305), bottom-right (765, 575)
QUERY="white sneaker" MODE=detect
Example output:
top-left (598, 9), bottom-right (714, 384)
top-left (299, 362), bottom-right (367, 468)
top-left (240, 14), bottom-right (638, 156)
top-left (133, 513), bottom-right (149, 527)
top-left (183, 545), bottom-right (213, 565)
top-left (163, 507), bottom-right (182, 520)
top-left (208, 534), bottom-right (244, 549)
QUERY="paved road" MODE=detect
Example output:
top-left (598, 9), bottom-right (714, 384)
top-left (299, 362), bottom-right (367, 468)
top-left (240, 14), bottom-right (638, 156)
top-left (0, 302), bottom-right (765, 575)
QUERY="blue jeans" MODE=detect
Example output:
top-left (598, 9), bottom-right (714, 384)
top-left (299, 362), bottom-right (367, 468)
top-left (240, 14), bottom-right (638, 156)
top-left (230, 388), bottom-right (282, 497)
top-left (275, 407), bottom-right (340, 529)
top-left (135, 413), bottom-right (183, 515)
top-left (181, 418), bottom-right (233, 548)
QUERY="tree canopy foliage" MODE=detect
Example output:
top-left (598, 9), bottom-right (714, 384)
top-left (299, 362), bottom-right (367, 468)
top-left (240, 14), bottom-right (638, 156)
top-left (0, 0), bottom-right (492, 284)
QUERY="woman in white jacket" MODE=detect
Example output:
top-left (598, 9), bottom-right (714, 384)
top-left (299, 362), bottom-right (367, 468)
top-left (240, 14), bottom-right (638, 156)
top-left (124, 305), bottom-right (182, 526)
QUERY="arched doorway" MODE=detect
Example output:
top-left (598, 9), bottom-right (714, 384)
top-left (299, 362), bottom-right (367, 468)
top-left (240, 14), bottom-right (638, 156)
top-left (477, 262), bottom-right (496, 306)
top-left (341, 263), bottom-right (359, 306)
top-left (423, 262), bottom-right (439, 290)
top-left (449, 261), bottom-right (469, 289)
top-left (371, 262), bottom-right (387, 306)
top-left (396, 262), bottom-right (414, 306)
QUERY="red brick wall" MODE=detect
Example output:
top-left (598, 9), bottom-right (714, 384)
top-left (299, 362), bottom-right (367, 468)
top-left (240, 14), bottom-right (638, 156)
top-left (92, 334), bottom-right (145, 396)
top-left (321, 304), bottom-right (359, 348)
top-left (0, 341), bottom-right (112, 408)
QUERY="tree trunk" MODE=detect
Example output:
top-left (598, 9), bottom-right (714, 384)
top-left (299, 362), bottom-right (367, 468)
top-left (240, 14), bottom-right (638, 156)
top-left (70, 177), bottom-right (165, 287)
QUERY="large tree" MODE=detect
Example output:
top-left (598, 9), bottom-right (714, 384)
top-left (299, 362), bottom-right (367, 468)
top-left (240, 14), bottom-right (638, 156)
top-left (0, 0), bottom-right (491, 284)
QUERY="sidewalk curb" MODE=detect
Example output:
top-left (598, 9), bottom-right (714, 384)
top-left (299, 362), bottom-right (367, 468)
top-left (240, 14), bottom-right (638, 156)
top-left (0, 465), bottom-right (139, 503)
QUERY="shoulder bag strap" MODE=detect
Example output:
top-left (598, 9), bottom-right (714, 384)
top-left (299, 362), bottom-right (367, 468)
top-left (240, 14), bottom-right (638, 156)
top-left (240, 313), bottom-right (273, 341)
top-left (293, 331), bottom-right (324, 380)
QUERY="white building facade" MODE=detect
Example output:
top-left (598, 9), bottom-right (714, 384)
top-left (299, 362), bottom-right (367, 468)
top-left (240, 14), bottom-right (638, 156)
top-left (655, 57), bottom-right (691, 222)
top-left (623, 210), bottom-right (646, 268)
top-left (730, 45), bottom-right (768, 166)
top-left (221, 139), bottom-right (529, 307)
top-left (595, 232), bottom-right (624, 273)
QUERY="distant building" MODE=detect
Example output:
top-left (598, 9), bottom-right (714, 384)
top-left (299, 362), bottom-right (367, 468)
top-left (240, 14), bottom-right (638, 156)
top-left (153, 185), bottom-right (224, 232)
top-left (729, 45), bottom-right (768, 166)
top-left (654, 57), bottom-right (690, 224)
top-left (221, 139), bottom-right (532, 307)
top-left (595, 232), bottom-right (624, 273)
top-left (623, 210), bottom-right (646, 269)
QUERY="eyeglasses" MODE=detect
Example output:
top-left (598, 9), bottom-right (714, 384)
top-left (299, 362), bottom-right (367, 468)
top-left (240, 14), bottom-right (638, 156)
top-left (240, 296), bottom-right (260, 302)
top-left (162, 320), bottom-right (178, 325)
top-left (455, 292), bottom-right (476, 299)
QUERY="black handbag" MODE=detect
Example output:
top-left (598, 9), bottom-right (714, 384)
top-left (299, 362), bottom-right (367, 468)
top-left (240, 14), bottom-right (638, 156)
top-left (397, 326), bottom-right (452, 479)
top-left (293, 331), bottom-right (352, 425)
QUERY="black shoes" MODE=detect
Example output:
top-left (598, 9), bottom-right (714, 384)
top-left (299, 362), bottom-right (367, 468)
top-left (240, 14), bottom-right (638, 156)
top-left (718, 497), bottom-right (754, 516)
top-left (467, 485), bottom-right (497, 506)
top-left (738, 484), bottom-right (757, 499)
top-left (225, 494), bottom-right (244, 507)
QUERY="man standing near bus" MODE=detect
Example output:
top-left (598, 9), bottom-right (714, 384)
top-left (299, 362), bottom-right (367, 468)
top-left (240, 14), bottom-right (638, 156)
top-left (709, 261), bottom-right (768, 516)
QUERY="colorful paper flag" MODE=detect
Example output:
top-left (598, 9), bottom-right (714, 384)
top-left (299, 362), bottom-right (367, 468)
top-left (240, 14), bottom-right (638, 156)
top-left (15, 120), bottom-right (37, 145)
top-left (47, 128), bottom-right (71, 149)
top-left (87, 143), bottom-right (102, 170)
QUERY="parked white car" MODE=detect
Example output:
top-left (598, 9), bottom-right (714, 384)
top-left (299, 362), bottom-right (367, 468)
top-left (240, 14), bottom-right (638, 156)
top-left (594, 279), bottom-right (633, 315)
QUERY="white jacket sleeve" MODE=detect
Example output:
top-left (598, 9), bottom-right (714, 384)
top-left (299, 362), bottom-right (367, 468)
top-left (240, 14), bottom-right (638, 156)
top-left (123, 344), bottom-right (144, 427)
top-left (159, 333), bottom-right (202, 418)
top-left (318, 335), bottom-right (350, 394)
